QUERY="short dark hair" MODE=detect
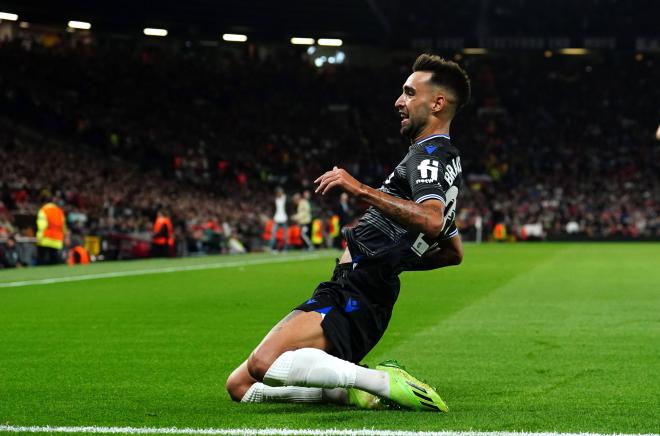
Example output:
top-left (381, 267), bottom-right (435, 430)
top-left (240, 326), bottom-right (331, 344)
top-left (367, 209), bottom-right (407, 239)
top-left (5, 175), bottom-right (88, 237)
top-left (412, 53), bottom-right (471, 113)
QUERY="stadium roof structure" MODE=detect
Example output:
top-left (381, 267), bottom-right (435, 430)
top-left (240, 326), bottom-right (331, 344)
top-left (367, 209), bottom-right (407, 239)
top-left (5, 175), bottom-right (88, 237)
top-left (2, 0), bottom-right (659, 47)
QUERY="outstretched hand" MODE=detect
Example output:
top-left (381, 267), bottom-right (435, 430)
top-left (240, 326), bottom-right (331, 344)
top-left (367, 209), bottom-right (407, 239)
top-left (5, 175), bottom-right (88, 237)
top-left (314, 166), bottom-right (363, 196)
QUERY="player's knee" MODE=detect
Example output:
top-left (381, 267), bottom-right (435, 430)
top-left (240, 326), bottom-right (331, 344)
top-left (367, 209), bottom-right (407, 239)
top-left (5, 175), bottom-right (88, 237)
top-left (225, 372), bottom-right (248, 402)
top-left (453, 249), bottom-right (463, 265)
top-left (450, 244), bottom-right (463, 265)
top-left (247, 350), bottom-right (278, 381)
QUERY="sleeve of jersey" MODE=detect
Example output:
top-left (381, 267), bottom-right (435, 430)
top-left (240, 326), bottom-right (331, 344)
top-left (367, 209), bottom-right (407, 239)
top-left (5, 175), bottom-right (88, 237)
top-left (406, 148), bottom-right (450, 205)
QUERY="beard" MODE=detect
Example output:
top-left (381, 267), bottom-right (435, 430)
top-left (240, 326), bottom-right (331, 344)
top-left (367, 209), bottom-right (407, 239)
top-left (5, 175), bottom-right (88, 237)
top-left (400, 116), bottom-right (425, 139)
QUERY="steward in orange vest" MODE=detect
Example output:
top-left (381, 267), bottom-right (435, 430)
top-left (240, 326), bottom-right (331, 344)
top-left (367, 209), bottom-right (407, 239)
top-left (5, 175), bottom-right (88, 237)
top-left (262, 219), bottom-right (274, 242)
top-left (328, 214), bottom-right (342, 249)
top-left (36, 201), bottom-right (67, 265)
top-left (493, 223), bottom-right (507, 241)
top-left (151, 210), bottom-right (174, 257)
top-left (311, 218), bottom-right (323, 246)
top-left (263, 219), bottom-right (284, 248)
top-left (287, 225), bottom-right (303, 248)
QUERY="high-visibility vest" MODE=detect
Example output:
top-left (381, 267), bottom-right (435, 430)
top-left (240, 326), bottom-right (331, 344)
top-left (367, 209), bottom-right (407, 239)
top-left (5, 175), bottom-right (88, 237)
top-left (36, 202), bottom-right (66, 249)
top-left (328, 215), bottom-right (340, 238)
top-left (288, 225), bottom-right (302, 247)
top-left (84, 235), bottom-right (101, 256)
top-left (153, 216), bottom-right (174, 247)
top-left (68, 246), bottom-right (90, 266)
top-left (493, 223), bottom-right (507, 240)
top-left (263, 220), bottom-right (274, 241)
top-left (311, 219), bottom-right (323, 245)
top-left (275, 226), bottom-right (285, 245)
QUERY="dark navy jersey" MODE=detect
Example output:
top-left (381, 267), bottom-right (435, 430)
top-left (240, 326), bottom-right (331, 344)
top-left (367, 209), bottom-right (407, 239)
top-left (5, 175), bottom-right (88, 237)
top-left (344, 134), bottom-right (462, 264)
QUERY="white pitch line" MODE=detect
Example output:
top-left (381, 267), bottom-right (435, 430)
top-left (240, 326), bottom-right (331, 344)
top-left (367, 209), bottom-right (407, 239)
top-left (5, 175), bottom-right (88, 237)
top-left (0, 253), bottom-right (327, 288)
top-left (0, 427), bottom-right (657, 436)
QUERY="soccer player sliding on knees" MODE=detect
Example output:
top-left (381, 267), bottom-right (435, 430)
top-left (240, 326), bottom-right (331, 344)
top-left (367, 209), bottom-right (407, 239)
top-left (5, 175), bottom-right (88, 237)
top-left (226, 53), bottom-right (470, 411)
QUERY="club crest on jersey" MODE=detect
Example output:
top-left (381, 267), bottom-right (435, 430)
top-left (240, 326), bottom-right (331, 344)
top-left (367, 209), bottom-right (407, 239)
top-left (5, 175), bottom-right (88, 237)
top-left (416, 159), bottom-right (439, 183)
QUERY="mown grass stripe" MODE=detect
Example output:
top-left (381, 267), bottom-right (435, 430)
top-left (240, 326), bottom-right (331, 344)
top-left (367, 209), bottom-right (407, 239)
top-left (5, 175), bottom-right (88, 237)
top-left (0, 426), bottom-right (657, 436)
top-left (0, 253), bottom-right (325, 288)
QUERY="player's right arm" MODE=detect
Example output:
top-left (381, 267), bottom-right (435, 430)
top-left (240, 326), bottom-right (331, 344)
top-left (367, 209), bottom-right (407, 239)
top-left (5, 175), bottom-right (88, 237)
top-left (314, 166), bottom-right (446, 238)
top-left (357, 188), bottom-right (445, 238)
top-left (406, 233), bottom-right (463, 271)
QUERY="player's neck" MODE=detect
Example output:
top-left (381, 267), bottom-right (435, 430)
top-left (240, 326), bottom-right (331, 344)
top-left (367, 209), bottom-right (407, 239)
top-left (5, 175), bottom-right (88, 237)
top-left (412, 121), bottom-right (451, 144)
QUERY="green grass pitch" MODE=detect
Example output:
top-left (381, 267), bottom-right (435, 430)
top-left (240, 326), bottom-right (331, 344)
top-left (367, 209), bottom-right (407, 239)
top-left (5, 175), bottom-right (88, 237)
top-left (0, 243), bottom-right (658, 433)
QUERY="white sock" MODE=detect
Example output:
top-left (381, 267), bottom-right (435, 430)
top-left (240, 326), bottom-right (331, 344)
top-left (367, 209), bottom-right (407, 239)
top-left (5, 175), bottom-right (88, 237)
top-left (262, 348), bottom-right (390, 398)
top-left (241, 382), bottom-right (324, 403)
top-left (263, 348), bottom-right (357, 389)
top-left (355, 365), bottom-right (390, 398)
top-left (322, 387), bottom-right (349, 404)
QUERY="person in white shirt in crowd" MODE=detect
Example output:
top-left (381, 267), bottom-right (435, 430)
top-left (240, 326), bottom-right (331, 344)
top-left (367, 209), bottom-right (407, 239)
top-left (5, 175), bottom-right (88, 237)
top-left (292, 191), bottom-right (314, 251)
top-left (269, 187), bottom-right (288, 252)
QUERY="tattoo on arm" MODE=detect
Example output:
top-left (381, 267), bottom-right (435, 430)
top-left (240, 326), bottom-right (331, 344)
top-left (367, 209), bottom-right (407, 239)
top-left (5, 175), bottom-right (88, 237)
top-left (271, 310), bottom-right (302, 333)
top-left (358, 184), bottom-right (443, 236)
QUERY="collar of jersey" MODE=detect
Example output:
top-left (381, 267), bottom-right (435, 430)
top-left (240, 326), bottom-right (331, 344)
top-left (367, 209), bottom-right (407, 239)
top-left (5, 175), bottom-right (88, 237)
top-left (415, 133), bottom-right (451, 145)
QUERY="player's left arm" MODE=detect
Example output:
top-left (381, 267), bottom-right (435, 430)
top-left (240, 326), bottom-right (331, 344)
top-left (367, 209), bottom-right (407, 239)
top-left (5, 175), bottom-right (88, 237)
top-left (405, 233), bottom-right (463, 271)
top-left (314, 166), bottom-right (445, 238)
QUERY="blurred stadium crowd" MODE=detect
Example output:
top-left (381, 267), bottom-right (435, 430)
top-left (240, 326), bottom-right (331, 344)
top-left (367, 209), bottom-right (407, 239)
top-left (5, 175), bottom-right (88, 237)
top-left (1, 37), bottom-right (659, 266)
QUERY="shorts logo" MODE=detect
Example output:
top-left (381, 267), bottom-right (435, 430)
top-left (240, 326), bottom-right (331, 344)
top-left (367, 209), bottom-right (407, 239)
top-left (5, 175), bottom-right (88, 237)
top-left (416, 159), bottom-right (439, 182)
top-left (344, 297), bottom-right (359, 313)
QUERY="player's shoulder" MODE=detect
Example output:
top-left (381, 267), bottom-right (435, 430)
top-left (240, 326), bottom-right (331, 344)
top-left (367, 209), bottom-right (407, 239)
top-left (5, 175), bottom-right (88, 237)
top-left (409, 134), bottom-right (460, 160)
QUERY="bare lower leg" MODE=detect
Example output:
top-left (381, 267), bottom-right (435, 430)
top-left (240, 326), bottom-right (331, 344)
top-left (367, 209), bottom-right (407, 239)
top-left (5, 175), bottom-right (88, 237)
top-left (226, 360), bottom-right (257, 401)
top-left (227, 310), bottom-right (330, 401)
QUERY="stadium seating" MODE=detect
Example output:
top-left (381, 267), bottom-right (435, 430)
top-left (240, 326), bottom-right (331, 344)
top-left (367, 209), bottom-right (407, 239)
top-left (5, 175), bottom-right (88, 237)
top-left (0, 37), bottom-right (658, 265)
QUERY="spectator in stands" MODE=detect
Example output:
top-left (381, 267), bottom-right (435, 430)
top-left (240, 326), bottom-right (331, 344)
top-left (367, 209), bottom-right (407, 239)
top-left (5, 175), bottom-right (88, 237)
top-left (0, 235), bottom-right (23, 268)
top-left (292, 192), bottom-right (314, 251)
top-left (336, 192), bottom-right (354, 229)
top-left (269, 187), bottom-right (289, 252)
top-left (0, 39), bottom-right (657, 251)
top-left (0, 203), bottom-right (15, 238)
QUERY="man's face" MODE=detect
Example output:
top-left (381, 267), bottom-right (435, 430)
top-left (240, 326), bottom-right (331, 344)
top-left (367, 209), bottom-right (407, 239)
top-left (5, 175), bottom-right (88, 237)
top-left (395, 71), bottom-right (435, 139)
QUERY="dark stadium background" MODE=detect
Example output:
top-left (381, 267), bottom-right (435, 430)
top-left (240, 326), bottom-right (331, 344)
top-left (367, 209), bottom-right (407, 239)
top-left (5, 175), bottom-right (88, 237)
top-left (0, 0), bottom-right (659, 267)
top-left (1, 2), bottom-right (659, 435)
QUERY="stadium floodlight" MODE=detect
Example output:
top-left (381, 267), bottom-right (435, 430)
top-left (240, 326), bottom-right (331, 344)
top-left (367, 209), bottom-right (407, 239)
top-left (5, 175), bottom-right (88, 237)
top-left (144, 28), bottom-right (168, 37)
top-left (291, 37), bottom-right (315, 45)
top-left (0, 12), bottom-right (19, 21)
top-left (223, 33), bottom-right (247, 42)
top-left (318, 38), bottom-right (342, 47)
top-left (463, 48), bottom-right (487, 55)
top-left (559, 48), bottom-right (588, 55)
top-left (68, 21), bottom-right (91, 30)
top-left (19, 21), bottom-right (29, 29)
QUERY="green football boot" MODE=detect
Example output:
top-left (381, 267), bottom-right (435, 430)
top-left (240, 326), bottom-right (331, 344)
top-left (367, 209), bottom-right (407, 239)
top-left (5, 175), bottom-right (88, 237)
top-left (347, 388), bottom-right (383, 410)
top-left (375, 360), bottom-right (449, 412)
